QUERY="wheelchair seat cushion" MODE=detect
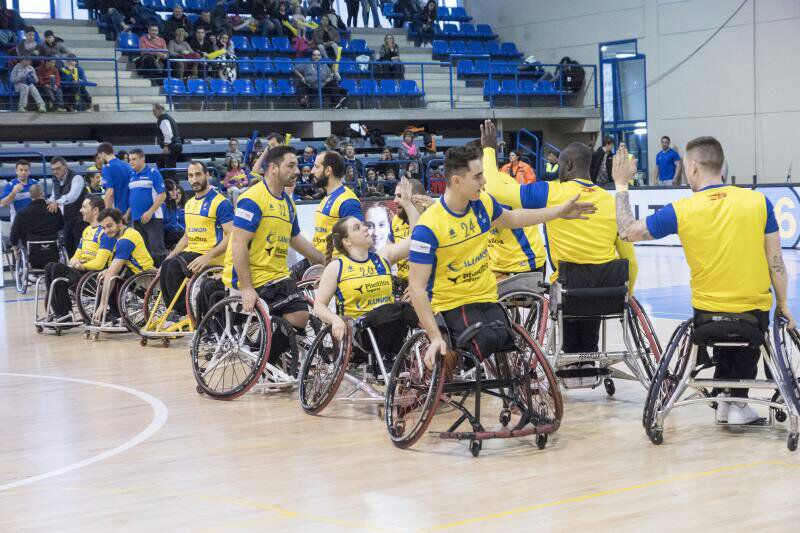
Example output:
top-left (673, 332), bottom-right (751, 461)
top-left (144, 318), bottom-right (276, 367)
top-left (27, 241), bottom-right (60, 269)
top-left (558, 260), bottom-right (629, 317)
top-left (692, 312), bottom-right (766, 348)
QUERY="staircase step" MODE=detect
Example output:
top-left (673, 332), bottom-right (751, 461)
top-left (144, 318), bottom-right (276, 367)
top-left (88, 85), bottom-right (163, 97)
top-left (67, 46), bottom-right (117, 58)
top-left (82, 68), bottom-right (137, 79)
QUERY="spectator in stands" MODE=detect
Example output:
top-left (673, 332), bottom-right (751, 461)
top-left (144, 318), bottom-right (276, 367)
top-left (11, 58), bottom-right (46, 113)
top-left (39, 30), bottom-right (69, 59)
top-left (344, 165), bottom-right (360, 191)
top-left (275, 2), bottom-right (292, 33)
top-left (364, 168), bottom-right (382, 196)
top-left (590, 135), bottom-right (614, 185)
top-left (117, 150), bottom-right (130, 163)
top-left (214, 31), bottom-right (237, 82)
top-left (225, 139), bottom-right (244, 167)
top-left (128, 148), bottom-right (167, 262)
top-left (60, 54), bottom-right (93, 112)
top-left (153, 103), bottom-right (183, 180)
top-left (299, 146), bottom-right (317, 167)
top-left (266, 132), bottom-right (284, 148)
top-left (136, 24), bottom-right (168, 80)
top-left (501, 150), bottom-right (536, 184)
top-left (247, 139), bottom-right (264, 168)
top-left (36, 58), bottom-right (65, 112)
top-left (0, 7), bottom-right (25, 48)
top-left (253, 0), bottom-right (284, 38)
top-left (398, 0), bottom-right (422, 20)
top-left (99, 1), bottom-right (133, 40)
top-left (294, 49), bottom-right (346, 108)
top-left (311, 15), bottom-right (340, 59)
top-left (655, 135), bottom-right (682, 186)
top-left (48, 156), bottom-right (88, 257)
top-left (543, 149), bottom-right (560, 181)
top-left (360, 0), bottom-right (382, 28)
top-left (16, 26), bottom-right (40, 59)
top-left (164, 5), bottom-right (192, 42)
top-left (373, 147), bottom-right (398, 177)
top-left (189, 26), bottom-right (215, 58)
top-left (223, 158), bottom-right (250, 205)
top-left (168, 28), bottom-right (200, 80)
top-left (297, 165), bottom-right (315, 198)
top-left (130, 0), bottom-right (164, 34)
top-left (324, 135), bottom-right (339, 152)
top-left (379, 34), bottom-right (404, 79)
top-left (413, 0), bottom-right (436, 46)
top-left (97, 142), bottom-right (132, 216)
top-left (343, 144), bottom-right (364, 178)
top-left (86, 167), bottom-right (105, 194)
top-left (10, 184), bottom-right (64, 249)
top-left (345, 0), bottom-right (360, 27)
top-left (162, 179), bottom-right (186, 250)
top-left (194, 10), bottom-right (218, 41)
top-left (1, 159), bottom-right (38, 221)
top-left (211, 0), bottom-right (234, 33)
top-left (398, 131), bottom-right (420, 162)
top-left (403, 160), bottom-right (421, 182)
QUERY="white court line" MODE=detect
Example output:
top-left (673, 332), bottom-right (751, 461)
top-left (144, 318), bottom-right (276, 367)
top-left (0, 373), bottom-right (169, 492)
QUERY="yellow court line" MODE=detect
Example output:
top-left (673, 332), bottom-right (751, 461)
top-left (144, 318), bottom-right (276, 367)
top-left (420, 460), bottom-right (793, 532)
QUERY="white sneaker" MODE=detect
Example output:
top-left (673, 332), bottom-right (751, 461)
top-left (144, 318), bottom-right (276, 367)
top-left (727, 402), bottom-right (760, 425)
top-left (715, 394), bottom-right (730, 423)
top-left (562, 363), bottom-right (582, 389)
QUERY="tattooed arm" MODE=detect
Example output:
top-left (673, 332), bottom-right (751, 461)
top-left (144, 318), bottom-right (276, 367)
top-left (615, 191), bottom-right (654, 242)
top-left (765, 232), bottom-right (795, 328)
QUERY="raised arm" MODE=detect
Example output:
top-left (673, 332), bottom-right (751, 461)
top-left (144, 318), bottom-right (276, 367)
top-left (312, 261), bottom-right (347, 340)
top-left (765, 232), bottom-right (795, 329)
top-left (493, 194), bottom-right (596, 230)
top-left (613, 146), bottom-right (655, 242)
top-left (380, 178), bottom-right (420, 265)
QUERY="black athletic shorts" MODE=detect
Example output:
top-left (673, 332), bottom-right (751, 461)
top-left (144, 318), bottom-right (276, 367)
top-left (440, 302), bottom-right (515, 361)
top-left (256, 278), bottom-right (308, 316)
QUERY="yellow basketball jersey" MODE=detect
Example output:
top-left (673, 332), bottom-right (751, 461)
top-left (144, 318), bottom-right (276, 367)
top-left (184, 189), bottom-right (234, 265)
top-left (389, 214), bottom-right (411, 280)
top-left (113, 227), bottom-right (154, 274)
top-left (312, 185), bottom-right (362, 253)
top-left (335, 252), bottom-right (393, 319)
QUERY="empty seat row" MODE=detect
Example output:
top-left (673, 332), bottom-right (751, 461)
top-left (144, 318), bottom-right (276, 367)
top-left (433, 40), bottom-right (522, 59)
top-left (140, 0), bottom-right (215, 12)
top-left (164, 77), bottom-right (298, 97)
top-left (383, 4), bottom-right (471, 22)
top-left (230, 36), bottom-right (372, 55)
top-left (339, 79), bottom-right (423, 97)
top-left (421, 23), bottom-right (498, 41)
top-left (458, 59), bottom-right (537, 77)
top-left (483, 79), bottom-right (563, 97)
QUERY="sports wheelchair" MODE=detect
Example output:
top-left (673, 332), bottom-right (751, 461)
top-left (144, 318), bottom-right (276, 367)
top-left (128, 265), bottom-right (223, 347)
top-left (33, 272), bottom-right (84, 335)
top-left (384, 312), bottom-right (563, 457)
top-left (189, 282), bottom-right (320, 399)
top-left (13, 239), bottom-right (69, 294)
top-left (643, 314), bottom-right (800, 451)
top-left (539, 260), bottom-right (661, 395)
top-left (299, 303), bottom-right (418, 415)
top-left (76, 269), bottom-right (155, 340)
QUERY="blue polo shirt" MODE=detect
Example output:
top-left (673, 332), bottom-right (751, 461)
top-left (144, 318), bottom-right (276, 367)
top-left (128, 165), bottom-right (166, 222)
top-left (1, 178), bottom-right (39, 219)
top-left (102, 158), bottom-right (133, 214)
top-left (656, 148), bottom-right (681, 182)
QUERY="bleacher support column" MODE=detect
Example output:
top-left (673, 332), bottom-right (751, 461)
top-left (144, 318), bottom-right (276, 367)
top-left (296, 122), bottom-right (332, 139)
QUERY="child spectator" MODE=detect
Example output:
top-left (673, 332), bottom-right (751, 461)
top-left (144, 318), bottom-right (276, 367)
top-left (225, 138), bottom-right (244, 167)
top-left (223, 158), bottom-right (250, 205)
top-left (60, 54), bottom-right (93, 112)
top-left (11, 58), bottom-right (46, 113)
top-left (16, 26), bottom-right (39, 59)
top-left (39, 30), bottom-right (69, 59)
top-left (36, 58), bottom-right (65, 112)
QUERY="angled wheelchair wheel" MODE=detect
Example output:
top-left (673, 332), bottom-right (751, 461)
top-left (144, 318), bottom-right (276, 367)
top-left (510, 323), bottom-right (563, 432)
top-left (119, 270), bottom-right (157, 335)
top-left (186, 265), bottom-right (224, 328)
top-left (75, 271), bottom-right (100, 324)
top-left (14, 247), bottom-right (29, 294)
top-left (385, 330), bottom-right (445, 449)
top-left (498, 291), bottom-right (549, 346)
top-left (642, 319), bottom-right (694, 440)
top-left (190, 296), bottom-right (272, 399)
top-left (58, 244), bottom-right (70, 265)
top-left (299, 322), bottom-right (353, 415)
top-left (628, 297), bottom-right (663, 384)
top-left (771, 319), bottom-right (800, 441)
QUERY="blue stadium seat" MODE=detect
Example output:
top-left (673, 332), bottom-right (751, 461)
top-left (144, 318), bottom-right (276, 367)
top-left (383, 2), bottom-right (397, 19)
top-left (474, 59), bottom-right (490, 75)
top-left (186, 78), bottom-right (208, 95)
top-left (449, 40), bottom-right (467, 55)
top-left (210, 78), bottom-right (234, 96)
top-left (253, 59), bottom-right (276, 74)
top-left (518, 80), bottom-right (536, 95)
top-left (485, 41), bottom-right (502, 57)
top-left (399, 80), bottom-right (423, 97)
top-left (238, 60), bottom-right (255, 74)
top-left (437, 7), bottom-right (451, 20)
top-left (271, 36), bottom-right (292, 54)
top-left (233, 79), bottom-right (257, 96)
top-left (457, 59), bottom-right (474, 77)
top-left (142, 0), bottom-right (163, 9)
top-left (164, 0), bottom-right (184, 9)
top-left (250, 36), bottom-right (273, 53)
top-left (432, 40), bottom-right (449, 57)
top-left (476, 24), bottom-right (497, 39)
top-left (339, 58), bottom-right (359, 76)
top-left (359, 79), bottom-right (380, 96)
top-left (276, 79), bottom-right (296, 96)
top-left (0, 54), bottom-right (8, 71)
top-left (500, 42), bottom-right (522, 58)
top-left (162, 78), bottom-right (187, 95)
top-left (348, 39), bottom-right (370, 55)
top-left (460, 24), bottom-right (477, 38)
top-left (339, 79), bottom-right (359, 95)
top-left (536, 80), bottom-right (557, 94)
top-left (230, 36), bottom-right (252, 53)
top-left (467, 41), bottom-right (485, 55)
top-left (255, 78), bottom-right (277, 96)
top-left (443, 24), bottom-right (460, 38)
top-left (117, 32), bottom-right (139, 51)
top-left (450, 7), bottom-right (472, 22)
top-left (185, 13), bottom-right (199, 25)
top-left (500, 80), bottom-right (518, 95)
top-left (490, 62), bottom-right (506, 75)
top-left (273, 57), bottom-right (293, 74)
top-left (184, 0), bottom-right (203, 13)
top-left (483, 79), bottom-right (501, 97)
top-left (380, 79), bottom-right (399, 97)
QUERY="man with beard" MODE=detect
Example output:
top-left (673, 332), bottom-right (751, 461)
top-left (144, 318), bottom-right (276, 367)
top-left (311, 150), bottom-right (363, 254)
top-left (387, 178), bottom-right (426, 295)
top-left (93, 208), bottom-right (155, 324)
top-left (159, 161), bottom-right (233, 318)
top-left (221, 146), bottom-right (323, 355)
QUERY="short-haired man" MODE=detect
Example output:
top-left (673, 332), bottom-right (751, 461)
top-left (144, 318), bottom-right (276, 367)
top-left (655, 135), bottom-right (682, 186)
top-left (1, 159), bottom-right (39, 221)
top-left (222, 146), bottom-right (323, 354)
top-left (93, 208), bottom-right (155, 324)
top-left (44, 196), bottom-right (115, 318)
top-left (10, 183), bottom-right (64, 251)
top-left (128, 148), bottom-right (167, 263)
top-left (590, 136), bottom-right (614, 185)
top-left (47, 156), bottom-right (88, 257)
top-left (613, 137), bottom-right (794, 424)
top-left (543, 150), bottom-right (560, 182)
top-left (408, 144), bottom-right (595, 368)
top-left (97, 141), bottom-right (132, 215)
top-left (153, 103), bottom-right (182, 180)
top-left (388, 178), bottom-right (427, 292)
top-left (160, 161), bottom-right (233, 316)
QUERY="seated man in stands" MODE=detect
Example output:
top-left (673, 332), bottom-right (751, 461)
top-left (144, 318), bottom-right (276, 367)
top-left (294, 49), bottom-right (347, 109)
top-left (1, 159), bottom-right (39, 221)
top-left (44, 196), bottom-right (115, 319)
top-left (164, 5), bottom-right (192, 41)
top-left (10, 184), bottom-right (64, 268)
top-left (311, 15), bottom-right (340, 59)
top-left (136, 24), bottom-right (168, 80)
top-left (92, 208), bottom-right (155, 324)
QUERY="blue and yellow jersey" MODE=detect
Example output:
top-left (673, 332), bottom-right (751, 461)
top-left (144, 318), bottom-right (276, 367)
top-left (184, 189), bottom-right (234, 265)
top-left (74, 224), bottom-right (115, 270)
top-left (388, 214), bottom-right (411, 280)
top-left (312, 185), bottom-right (363, 253)
top-left (335, 252), bottom-right (394, 319)
top-left (483, 147), bottom-right (546, 274)
top-left (520, 179), bottom-right (621, 281)
top-left (222, 181), bottom-right (300, 290)
top-left (409, 192), bottom-right (503, 313)
top-left (646, 184), bottom-right (777, 313)
top-left (2, 178), bottom-right (39, 219)
top-left (113, 227), bottom-right (154, 274)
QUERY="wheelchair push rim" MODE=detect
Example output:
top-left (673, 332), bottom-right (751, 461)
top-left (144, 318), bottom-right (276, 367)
top-left (119, 270), bottom-right (158, 336)
top-left (299, 322), bottom-right (353, 415)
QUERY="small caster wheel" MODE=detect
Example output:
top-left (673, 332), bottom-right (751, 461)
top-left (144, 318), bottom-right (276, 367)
top-left (499, 408), bottom-right (511, 427)
top-left (788, 432), bottom-right (798, 451)
top-left (393, 419), bottom-right (405, 436)
top-left (196, 385), bottom-right (204, 395)
top-left (470, 440), bottom-right (482, 457)
top-left (536, 433), bottom-right (548, 450)
top-left (162, 338), bottom-right (170, 347)
top-left (775, 409), bottom-right (787, 423)
top-left (90, 333), bottom-right (99, 341)
top-left (604, 378), bottom-right (615, 396)
top-left (84, 331), bottom-right (90, 339)
top-left (35, 325), bottom-right (43, 333)
top-left (140, 338), bottom-right (148, 347)
top-left (649, 429), bottom-right (663, 445)
top-left (55, 328), bottom-right (62, 336)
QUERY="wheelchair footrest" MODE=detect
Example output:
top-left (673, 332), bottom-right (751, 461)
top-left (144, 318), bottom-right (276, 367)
top-left (556, 367), bottom-right (611, 378)
top-left (437, 424), bottom-right (557, 441)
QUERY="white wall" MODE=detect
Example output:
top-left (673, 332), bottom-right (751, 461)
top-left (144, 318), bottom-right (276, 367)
top-left (465, 0), bottom-right (800, 183)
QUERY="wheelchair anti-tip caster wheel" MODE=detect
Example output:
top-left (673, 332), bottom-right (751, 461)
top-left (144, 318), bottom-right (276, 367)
top-left (788, 432), bottom-right (798, 452)
top-left (140, 338), bottom-right (148, 347)
top-left (196, 385), bottom-right (204, 395)
top-left (90, 333), bottom-right (99, 341)
top-left (84, 331), bottom-right (90, 339)
top-left (55, 328), bottom-right (62, 336)
top-left (536, 433), bottom-right (548, 450)
top-left (35, 325), bottom-right (43, 333)
top-left (775, 409), bottom-right (787, 423)
top-left (162, 338), bottom-right (170, 347)
top-left (470, 440), bottom-right (482, 457)
top-left (393, 420), bottom-right (405, 436)
top-left (649, 429), bottom-right (663, 445)
top-left (499, 408), bottom-right (511, 427)
top-left (604, 378), bottom-right (615, 397)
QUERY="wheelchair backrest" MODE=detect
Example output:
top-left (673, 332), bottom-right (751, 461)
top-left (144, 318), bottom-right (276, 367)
top-left (26, 240), bottom-right (60, 270)
top-left (691, 312), bottom-right (765, 348)
top-left (497, 271), bottom-right (545, 297)
top-left (558, 259), bottom-right (629, 317)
